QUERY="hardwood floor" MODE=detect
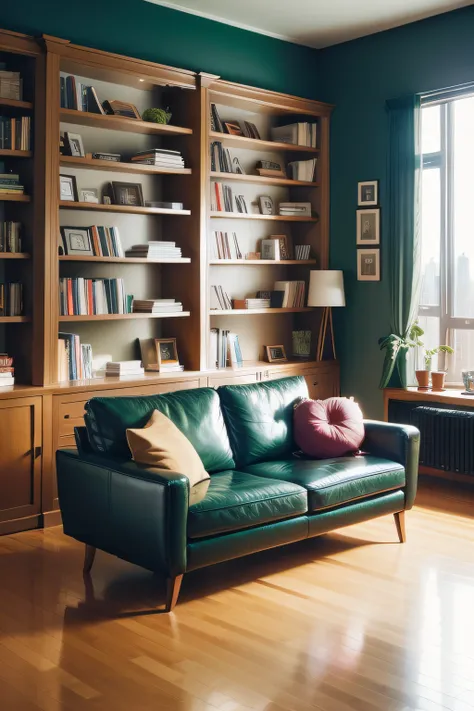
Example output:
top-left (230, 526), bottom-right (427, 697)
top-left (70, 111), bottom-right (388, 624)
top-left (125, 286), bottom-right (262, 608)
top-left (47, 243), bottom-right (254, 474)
top-left (0, 477), bottom-right (473, 711)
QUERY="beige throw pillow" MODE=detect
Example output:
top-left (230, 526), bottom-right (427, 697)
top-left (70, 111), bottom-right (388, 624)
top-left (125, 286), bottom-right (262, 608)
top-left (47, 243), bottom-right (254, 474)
top-left (126, 410), bottom-right (210, 497)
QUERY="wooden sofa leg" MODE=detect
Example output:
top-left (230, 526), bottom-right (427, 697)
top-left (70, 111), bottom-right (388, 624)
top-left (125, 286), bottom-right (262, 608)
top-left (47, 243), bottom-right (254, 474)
top-left (165, 575), bottom-right (183, 612)
top-left (394, 511), bottom-right (406, 543)
top-left (83, 545), bottom-right (96, 574)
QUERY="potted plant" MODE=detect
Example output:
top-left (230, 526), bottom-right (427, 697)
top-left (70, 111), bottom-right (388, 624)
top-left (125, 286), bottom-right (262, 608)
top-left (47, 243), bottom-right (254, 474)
top-left (379, 321), bottom-right (425, 388)
top-left (419, 345), bottom-right (454, 390)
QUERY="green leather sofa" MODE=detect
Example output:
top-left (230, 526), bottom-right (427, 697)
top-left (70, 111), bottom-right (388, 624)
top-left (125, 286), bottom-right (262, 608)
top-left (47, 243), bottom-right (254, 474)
top-left (56, 376), bottom-right (420, 611)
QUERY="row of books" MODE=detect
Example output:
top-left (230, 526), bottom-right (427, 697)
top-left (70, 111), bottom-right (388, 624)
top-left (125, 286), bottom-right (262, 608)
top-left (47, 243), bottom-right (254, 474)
top-left (0, 353), bottom-right (14, 388)
top-left (212, 231), bottom-right (242, 260)
top-left (210, 280), bottom-right (306, 311)
top-left (211, 183), bottom-right (248, 213)
top-left (0, 222), bottom-right (22, 252)
top-left (233, 297), bottom-right (271, 309)
top-left (295, 244), bottom-right (312, 260)
top-left (271, 122), bottom-right (317, 148)
top-left (60, 75), bottom-right (104, 114)
top-left (58, 333), bottom-right (93, 381)
top-left (0, 172), bottom-right (24, 196)
top-left (59, 277), bottom-right (130, 316)
top-left (0, 116), bottom-right (31, 151)
top-left (0, 282), bottom-right (23, 316)
top-left (210, 141), bottom-right (233, 173)
top-left (287, 158), bottom-right (317, 182)
top-left (131, 149), bottom-right (185, 169)
top-left (209, 328), bottom-right (243, 369)
top-left (0, 71), bottom-right (22, 101)
top-left (210, 285), bottom-right (232, 310)
top-left (126, 241), bottom-right (182, 260)
top-left (132, 299), bottom-right (183, 314)
top-left (210, 104), bottom-right (260, 139)
top-left (275, 280), bottom-right (306, 308)
top-left (62, 225), bottom-right (124, 258)
top-left (279, 202), bottom-right (312, 217)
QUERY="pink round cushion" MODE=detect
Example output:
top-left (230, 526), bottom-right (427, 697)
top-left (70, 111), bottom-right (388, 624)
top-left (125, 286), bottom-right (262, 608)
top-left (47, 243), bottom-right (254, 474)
top-left (294, 397), bottom-right (365, 459)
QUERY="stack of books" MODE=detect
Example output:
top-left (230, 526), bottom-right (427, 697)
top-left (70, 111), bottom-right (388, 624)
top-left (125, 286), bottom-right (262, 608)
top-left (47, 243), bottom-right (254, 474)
top-left (209, 329), bottom-right (243, 368)
top-left (105, 361), bottom-right (145, 378)
top-left (0, 282), bottom-right (23, 316)
top-left (126, 241), bottom-right (182, 260)
top-left (279, 202), bottom-right (312, 217)
top-left (60, 75), bottom-right (104, 114)
top-left (59, 277), bottom-right (129, 316)
top-left (233, 297), bottom-right (271, 310)
top-left (210, 285), bottom-right (232, 310)
top-left (210, 141), bottom-right (232, 172)
top-left (0, 173), bottom-right (24, 196)
top-left (212, 231), bottom-right (242, 260)
top-left (211, 182), bottom-right (233, 212)
top-left (287, 158), bottom-right (317, 182)
top-left (132, 299), bottom-right (183, 314)
top-left (271, 122), bottom-right (317, 147)
top-left (0, 222), bottom-right (21, 252)
top-left (0, 116), bottom-right (31, 150)
top-left (130, 149), bottom-right (185, 169)
top-left (210, 103), bottom-right (225, 133)
top-left (0, 71), bottom-right (22, 100)
top-left (273, 280), bottom-right (306, 308)
top-left (0, 353), bottom-right (14, 388)
top-left (295, 245), bottom-right (312, 260)
top-left (58, 333), bottom-right (93, 381)
top-left (86, 226), bottom-right (124, 257)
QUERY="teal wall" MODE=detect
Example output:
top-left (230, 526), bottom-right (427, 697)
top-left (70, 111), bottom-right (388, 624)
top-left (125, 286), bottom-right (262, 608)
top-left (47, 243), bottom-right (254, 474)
top-left (0, 0), bottom-right (319, 98)
top-left (319, 6), bottom-right (474, 418)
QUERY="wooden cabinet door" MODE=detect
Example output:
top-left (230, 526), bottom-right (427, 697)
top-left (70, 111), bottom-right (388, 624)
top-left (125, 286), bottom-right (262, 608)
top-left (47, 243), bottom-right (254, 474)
top-left (304, 367), bottom-right (339, 400)
top-left (0, 397), bottom-right (42, 533)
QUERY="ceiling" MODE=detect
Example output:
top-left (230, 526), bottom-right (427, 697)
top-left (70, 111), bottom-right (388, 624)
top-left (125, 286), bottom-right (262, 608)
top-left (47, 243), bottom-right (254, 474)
top-left (145, 0), bottom-right (472, 48)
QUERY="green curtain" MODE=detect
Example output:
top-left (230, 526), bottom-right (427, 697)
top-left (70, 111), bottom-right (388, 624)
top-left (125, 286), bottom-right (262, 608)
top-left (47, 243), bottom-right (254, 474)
top-left (379, 95), bottom-right (422, 388)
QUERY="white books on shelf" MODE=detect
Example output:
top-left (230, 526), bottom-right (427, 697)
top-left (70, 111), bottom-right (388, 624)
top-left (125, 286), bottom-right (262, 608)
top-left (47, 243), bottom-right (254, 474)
top-left (287, 158), bottom-right (317, 182)
top-left (279, 202), bottom-right (312, 216)
top-left (212, 231), bottom-right (242, 260)
top-left (209, 328), bottom-right (243, 369)
top-left (132, 299), bottom-right (183, 313)
top-left (274, 280), bottom-right (306, 308)
top-left (210, 285), bottom-right (232, 310)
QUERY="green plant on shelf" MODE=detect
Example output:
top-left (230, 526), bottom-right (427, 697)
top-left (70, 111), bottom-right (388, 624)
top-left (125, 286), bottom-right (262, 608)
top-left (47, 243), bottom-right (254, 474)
top-left (141, 108), bottom-right (172, 125)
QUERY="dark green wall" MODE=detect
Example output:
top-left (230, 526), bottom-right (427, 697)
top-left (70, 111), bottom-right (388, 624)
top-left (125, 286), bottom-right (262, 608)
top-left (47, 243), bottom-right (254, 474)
top-left (319, 6), bottom-right (474, 418)
top-left (0, 0), bottom-right (319, 98)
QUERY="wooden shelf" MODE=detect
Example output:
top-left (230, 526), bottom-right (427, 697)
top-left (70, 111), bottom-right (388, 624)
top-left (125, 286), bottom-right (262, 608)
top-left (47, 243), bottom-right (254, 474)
top-left (209, 132), bottom-right (319, 154)
top-left (60, 155), bottom-right (192, 176)
top-left (59, 201), bottom-right (190, 216)
top-left (0, 149), bottom-right (32, 158)
top-left (0, 97), bottom-right (33, 110)
top-left (59, 255), bottom-right (190, 264)
top-left (60, 109), bottom-right (193, 136)
top-left (210, 171), bottom-right (319, 188)
top-left (210, 308), bottom-right (315, 315)
top-left (210, 212), bottom-right (318, 222)
top-left (59, 312), bottom-right (191, 322)
top-left (0, 194), bottom-right (30, 203)
top-left (209, 259), bottom-right (317, 265)
top-left (0, 316), bottom-right (30, 323)
top-left (0, 252), bottom-right (30, 260)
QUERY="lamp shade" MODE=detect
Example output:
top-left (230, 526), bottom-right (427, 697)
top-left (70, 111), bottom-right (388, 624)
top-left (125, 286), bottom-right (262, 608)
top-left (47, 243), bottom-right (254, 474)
top-left (307, 270), bottom-right (345, 307)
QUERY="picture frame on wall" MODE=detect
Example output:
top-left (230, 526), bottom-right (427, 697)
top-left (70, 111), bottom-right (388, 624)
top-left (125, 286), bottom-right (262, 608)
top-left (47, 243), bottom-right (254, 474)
top-left (357, 248), bottom-right (380, 281)
top-left (358, 180), bottom-right (378, 206)
top-left (356, 208), bottom-right (380, 245)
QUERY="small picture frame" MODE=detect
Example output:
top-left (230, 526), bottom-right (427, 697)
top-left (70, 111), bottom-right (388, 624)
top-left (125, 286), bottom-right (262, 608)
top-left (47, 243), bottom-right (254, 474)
top-left (224, 121), bottom-right (243, 136)
top-left (259, 196), bottom-right (274, 215)
top-left (59, 174), bottom-right (78, 202)
top-left (358, 180), bottom-right (378, 206)
top-left (357, 249), bottom-right (380, 281)
top-left (155, 338), bottom-right (179, 366)
top-left (356, 208), bottom-right (380, 245)
top-left (270, 234), bottom-right (292, 260)
top-left (110, 181), bottom-right (144, 207)
top-left (265, 344), bottom-right (287, 363)
top-left (65, 132), bottom-right (85, 158)
top-left (80, 189), bottom-right (99, 204)
top-left (60, 227), bottom-right (93, 256)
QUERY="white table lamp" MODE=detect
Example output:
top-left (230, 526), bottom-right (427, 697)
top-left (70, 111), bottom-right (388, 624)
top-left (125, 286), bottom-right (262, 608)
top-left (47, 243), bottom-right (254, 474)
top-left (307, 270), bottom-right (345, 360)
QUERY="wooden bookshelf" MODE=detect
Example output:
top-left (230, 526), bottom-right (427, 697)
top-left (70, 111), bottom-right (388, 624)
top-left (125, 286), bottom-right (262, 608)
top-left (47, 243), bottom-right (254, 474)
top-left (210, 212), bottom-right (318, 222)
top-left (210, 171), bottom-right (319, 188)
top-left (59, 201), bottom-right (191, 216)
top-left (209, 259), bottom-right (317, 266)
top-left (0, 194), bottom-right (30, 202)
top-left (0, 149), bottom-right (32, 158)
top-left (59, 155), bottom-right (192, 176)
top-left (0, 97), bottom-right (33, 110)
top-left (59, 109), bottom-right (193, 136)
top-left (0, 316), bottom-right (31, 323)
top-left (209, 131), bottom-right (319, 153)
top-left (0, 253), bottom-right (30, 259)
top-left (209, 308), bottom-right (316, 316)
top-left (59, 312), bottom-right (191, 322)
top-left (59, 255), bottom-right (191, 264)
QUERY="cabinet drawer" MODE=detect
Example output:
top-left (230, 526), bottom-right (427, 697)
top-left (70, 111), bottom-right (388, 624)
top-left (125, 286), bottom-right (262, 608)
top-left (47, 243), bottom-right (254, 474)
top-left (58, 435), bottom-right (76, 449)
top-left (304, 369), bottom-right (338, 400)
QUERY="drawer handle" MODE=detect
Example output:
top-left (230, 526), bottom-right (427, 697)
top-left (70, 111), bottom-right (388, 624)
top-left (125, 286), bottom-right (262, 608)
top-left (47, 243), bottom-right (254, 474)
top-left (64, 414), bottom-right (70, 419)
top-left (34, 446), bottom-right (42, 459)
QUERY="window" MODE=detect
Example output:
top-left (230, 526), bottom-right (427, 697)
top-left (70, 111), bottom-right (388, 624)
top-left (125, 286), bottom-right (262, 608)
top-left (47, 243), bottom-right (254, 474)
top-left (420, 96), bottom-right (474, 382)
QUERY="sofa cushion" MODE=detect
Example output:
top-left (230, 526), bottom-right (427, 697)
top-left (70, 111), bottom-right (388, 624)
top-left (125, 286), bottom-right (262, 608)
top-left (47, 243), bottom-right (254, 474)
top-left (187, 470), bottom-right (308, 539)
top-left (294, 397), bottom-right (365, 458)
top-left (243, 456), bottom-right (405, 512)
top-left (84, 387), bottom-right (235, 473)
top-left (218, 376), bottom-right (308, 467)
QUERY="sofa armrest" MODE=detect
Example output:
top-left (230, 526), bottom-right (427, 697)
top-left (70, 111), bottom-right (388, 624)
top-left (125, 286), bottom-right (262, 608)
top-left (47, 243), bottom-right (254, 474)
top-left (56, 449), bottom-right (189, 576)
top-left (362, 420), bottom-right (420, 509)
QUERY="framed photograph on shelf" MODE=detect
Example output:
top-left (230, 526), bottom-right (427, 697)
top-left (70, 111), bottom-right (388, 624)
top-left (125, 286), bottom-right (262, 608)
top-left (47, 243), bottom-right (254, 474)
top-left (224, 121), bottom-right (243, 136)
top-left (155, 338), bottom-right (179, 366)
top-left (110, 181), bottom-right (144, 206)
top-left (59, 174), bottom-right (78, 202)
top-left (265, 345), bottom-right (288, 363)
top-left (64, 132), bottom-right (85, 157)
top-left (80, 189), bottom-right (99, 204)
top-left (259, 195), bottom-right (274, 215)
top-left (356, 208), bottom-right (380, 245)
top-left (357, 248), bottom-right (380, 281)
top-left (269, 234), bottom-right (292, 260)
top-left (60, 227), bottom-right (93, 256)
top-left (358, 180), bottom-right (378, 206)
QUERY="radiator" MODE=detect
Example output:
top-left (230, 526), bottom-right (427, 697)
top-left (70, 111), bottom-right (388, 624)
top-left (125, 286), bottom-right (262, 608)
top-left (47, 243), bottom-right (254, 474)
top-left (411, 406), bottom-right (474, 475)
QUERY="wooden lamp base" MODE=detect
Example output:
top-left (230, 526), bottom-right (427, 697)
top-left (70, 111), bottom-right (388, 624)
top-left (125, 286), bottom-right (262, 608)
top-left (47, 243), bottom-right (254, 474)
top-left (316, 306), bottom-right (336, 361)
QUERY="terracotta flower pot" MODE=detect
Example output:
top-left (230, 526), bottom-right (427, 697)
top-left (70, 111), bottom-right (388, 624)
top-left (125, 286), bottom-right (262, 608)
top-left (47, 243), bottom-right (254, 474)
top-left (431, 371), bottom-right (446, 390)
top-left (415, 370), bottom-right (430, 389)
